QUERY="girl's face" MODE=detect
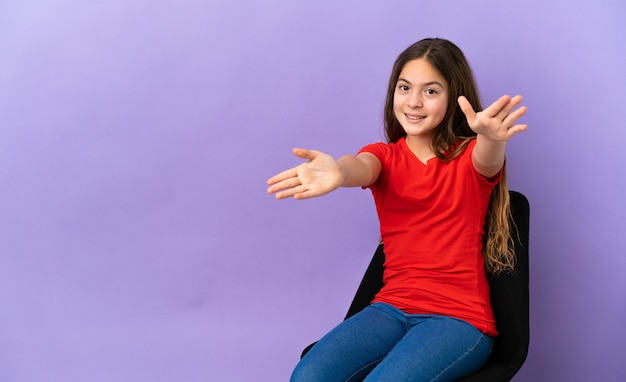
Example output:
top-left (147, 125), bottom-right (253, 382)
top-left (393, 58), bottom-right (449, 143)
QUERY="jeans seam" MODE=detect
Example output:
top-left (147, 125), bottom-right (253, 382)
top-left (346, 357), bottom-right (385, 382)
top-left (370, 303), bottom-right (411, 332)
top-left (430, 333), bottom-right (490, 382)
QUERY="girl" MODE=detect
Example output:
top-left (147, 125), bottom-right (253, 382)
top-left (267, 38), bottom-right (527, 382)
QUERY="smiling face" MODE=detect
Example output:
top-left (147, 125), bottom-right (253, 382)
top-left (393, 58), bottom-right (449, 148)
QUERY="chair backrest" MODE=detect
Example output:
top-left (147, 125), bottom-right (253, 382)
top-left (341, 191), bottom-right (530, 381)
top-left (483, 191), bottom-right (530, 367)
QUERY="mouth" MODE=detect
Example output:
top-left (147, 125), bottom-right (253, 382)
top-left (404, 113), bottom-right (425, 122)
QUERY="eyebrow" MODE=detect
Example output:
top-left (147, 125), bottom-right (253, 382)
top-left (397, 78), bottom-right (445, 88)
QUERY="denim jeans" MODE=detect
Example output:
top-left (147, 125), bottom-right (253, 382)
top-left (291, 302), bottom-right (493, 382)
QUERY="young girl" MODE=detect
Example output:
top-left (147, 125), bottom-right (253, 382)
top-left (267, 38), bottom-right (527, 382)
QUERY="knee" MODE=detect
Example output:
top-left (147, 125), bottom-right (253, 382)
top-left (290, 360), bottom-right (319, 382)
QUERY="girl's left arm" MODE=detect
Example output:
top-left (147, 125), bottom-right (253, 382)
top-left (458, 95), bottom-right (528, 178)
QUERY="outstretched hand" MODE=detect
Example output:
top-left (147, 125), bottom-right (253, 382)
top-left (458, 95), bottom-right (528, 141)
top-left (266, 148), bottom-right (343, 200)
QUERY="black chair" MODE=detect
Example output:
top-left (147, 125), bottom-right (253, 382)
top-left (301, 191), bottom-right (530, 381)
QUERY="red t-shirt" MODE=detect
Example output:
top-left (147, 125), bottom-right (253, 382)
top-left (358, 138), bottom-right (500, 336)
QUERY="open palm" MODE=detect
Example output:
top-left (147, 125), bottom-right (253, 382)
top-left (267, 148), bottom-right (343, 200)
top-left (458, 95), bottom-right (528, 141)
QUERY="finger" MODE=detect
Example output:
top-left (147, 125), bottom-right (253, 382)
top-left (267, 175), bottom-right (302, 195)
top-left (266, 167), bottom-right (298, 186)
top-left (293, 189), bottom-right (316, 200)
top-left (267, 148), bottom-right (318, 186)
top-left (502, 105), bottom-right (528, 127)
top-left (481, 95), bottom-right (511, 118)
top-left (497, 95), bottom-right (524, 119)
top-left (507, 123), bottom-right (528, 137)
top-left (492, 95), bottom-right (526, 123)
top-left (510, 94), bottom-right (524, 106)
top-left (276, 184), bottom-right (309, 200)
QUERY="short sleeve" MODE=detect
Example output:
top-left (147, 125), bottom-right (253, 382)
top-left (357, 142), bottom-right (388, 190)
top-left (357, 142), bottom-right (388, 163)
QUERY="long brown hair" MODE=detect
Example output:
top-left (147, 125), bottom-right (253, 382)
top-left (383, 38), bottom-right (515, 275)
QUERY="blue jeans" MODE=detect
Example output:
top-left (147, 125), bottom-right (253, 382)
top-left (291, 302), bottom-right (493, 382)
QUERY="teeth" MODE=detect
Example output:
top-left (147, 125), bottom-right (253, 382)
top-left (406, 114), bottom-right (423, 120)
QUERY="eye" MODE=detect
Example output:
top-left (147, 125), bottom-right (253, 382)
top-left (425, 88), bottom-right (438, 95)
top-left (397, 84), bottom-right (410, 92)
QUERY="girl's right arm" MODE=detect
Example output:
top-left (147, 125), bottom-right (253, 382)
top-left (266, 148), bottom-right (381, 200)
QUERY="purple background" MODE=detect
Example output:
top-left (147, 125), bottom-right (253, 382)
top-left (1, 1), bottom-right (625, 381)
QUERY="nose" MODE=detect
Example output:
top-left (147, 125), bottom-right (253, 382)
top-left (407, 92), bottom-right (423, 108)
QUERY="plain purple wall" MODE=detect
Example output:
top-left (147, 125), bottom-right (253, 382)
top-left (1, 0), bottom-right (625, 381)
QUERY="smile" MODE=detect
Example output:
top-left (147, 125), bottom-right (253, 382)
top-left (405, 114), bottom-right (425, 122)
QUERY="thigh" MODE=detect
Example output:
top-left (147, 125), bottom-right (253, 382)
top-left (291, 303), bottom-right (407, 382)
top-left (364, 316), bottom-right (493, 382)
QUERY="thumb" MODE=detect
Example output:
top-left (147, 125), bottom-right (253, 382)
top-left (292, 148), bottom-right (320, 161)
top-left (457, 96), bottom-right (476, 122)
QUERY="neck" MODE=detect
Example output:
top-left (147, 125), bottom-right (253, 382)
top-left (405, 135), bottom-right (435, 164)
